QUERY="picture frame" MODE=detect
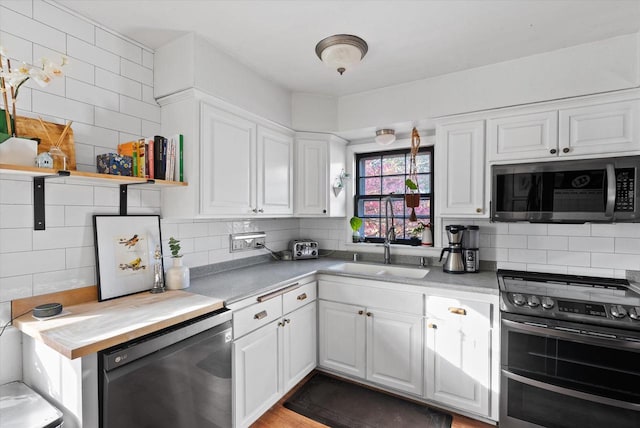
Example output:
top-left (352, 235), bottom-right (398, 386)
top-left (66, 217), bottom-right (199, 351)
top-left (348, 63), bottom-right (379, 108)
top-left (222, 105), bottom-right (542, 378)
top-left (93, 214), bottom-right (163, 301)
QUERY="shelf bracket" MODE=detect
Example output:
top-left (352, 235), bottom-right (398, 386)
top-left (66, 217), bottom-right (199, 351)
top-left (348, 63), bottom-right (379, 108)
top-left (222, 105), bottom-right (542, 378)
top-left (34, 171), bottom-right (71, 230)
top-left (119, 180), bottom-right (155, 215)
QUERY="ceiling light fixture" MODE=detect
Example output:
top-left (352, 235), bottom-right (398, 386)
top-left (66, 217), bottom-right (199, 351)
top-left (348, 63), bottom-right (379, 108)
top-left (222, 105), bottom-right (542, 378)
top-left (375, 129), bottom-right (396, 146)
top-left (315, 34), bottom-right (368, 75)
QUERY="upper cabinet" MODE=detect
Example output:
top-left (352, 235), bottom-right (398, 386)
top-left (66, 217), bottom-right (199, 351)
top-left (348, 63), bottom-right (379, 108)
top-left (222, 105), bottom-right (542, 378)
top-left (159, 90), bottom-right (294, 218)
top-left (294, 132), bottom-right (347, 217)
top-left (435, 120), bottom-right (487, 217)
top-left (487, 93), bottom-right (640, 163)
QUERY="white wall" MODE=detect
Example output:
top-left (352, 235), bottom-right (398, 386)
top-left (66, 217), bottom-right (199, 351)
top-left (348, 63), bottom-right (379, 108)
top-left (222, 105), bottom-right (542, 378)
top-left (291, 92), bottom-right (338, 132)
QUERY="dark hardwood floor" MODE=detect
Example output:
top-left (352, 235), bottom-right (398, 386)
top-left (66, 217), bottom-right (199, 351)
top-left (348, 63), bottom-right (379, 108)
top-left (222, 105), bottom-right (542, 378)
top-left (251, 371), bottom-right (494, 428)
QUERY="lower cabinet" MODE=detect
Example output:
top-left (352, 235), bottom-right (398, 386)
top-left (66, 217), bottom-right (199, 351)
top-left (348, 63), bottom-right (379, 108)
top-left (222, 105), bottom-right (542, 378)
top-left (232, 282), bottom-right (317, 428)
top-left (424, 295), bottom-right (492, 418)
top-left (318, 299), bottom-right (423, 396)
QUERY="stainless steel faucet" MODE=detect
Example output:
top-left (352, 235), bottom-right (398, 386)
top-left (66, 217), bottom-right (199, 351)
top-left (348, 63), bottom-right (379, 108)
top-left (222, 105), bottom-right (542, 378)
top-left (383, 196), bottom-right (396, 264)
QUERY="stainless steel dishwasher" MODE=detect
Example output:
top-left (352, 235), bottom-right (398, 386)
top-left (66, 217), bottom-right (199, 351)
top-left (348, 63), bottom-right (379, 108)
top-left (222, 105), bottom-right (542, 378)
top-left (99, 307), bottom-right (232, 428)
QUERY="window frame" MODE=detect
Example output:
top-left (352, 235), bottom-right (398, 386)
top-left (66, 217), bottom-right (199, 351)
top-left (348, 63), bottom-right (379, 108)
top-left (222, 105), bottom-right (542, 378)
top-left (354, 146), bottom-right (434, 245)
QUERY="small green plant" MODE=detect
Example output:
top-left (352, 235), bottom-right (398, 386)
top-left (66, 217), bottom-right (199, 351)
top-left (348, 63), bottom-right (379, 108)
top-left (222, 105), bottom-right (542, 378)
top-left (168, 237), bottom-right (181, 257)
top-left (349, 216), bottom-right (363, 232)
top-left (405, 178), bottom-right (418, 191)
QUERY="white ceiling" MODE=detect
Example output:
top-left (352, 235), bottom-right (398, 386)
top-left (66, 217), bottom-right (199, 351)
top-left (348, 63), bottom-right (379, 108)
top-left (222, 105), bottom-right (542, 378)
top-left (57, 0), bottom-right (640, 97)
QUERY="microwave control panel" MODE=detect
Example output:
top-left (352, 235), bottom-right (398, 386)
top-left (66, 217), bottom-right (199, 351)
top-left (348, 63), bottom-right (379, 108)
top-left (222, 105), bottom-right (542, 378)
top-left (615, 168), bottom-right (635, 212)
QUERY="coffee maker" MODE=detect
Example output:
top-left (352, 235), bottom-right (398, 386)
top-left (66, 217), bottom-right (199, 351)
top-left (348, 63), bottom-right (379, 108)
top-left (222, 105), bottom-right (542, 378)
top-left (462, 225), bottom-right (480, 273)
top-left (440, 225), bottom-right (466, 273)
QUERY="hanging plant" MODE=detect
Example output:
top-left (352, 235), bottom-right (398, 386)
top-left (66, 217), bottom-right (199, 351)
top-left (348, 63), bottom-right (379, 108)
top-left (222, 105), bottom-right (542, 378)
top-left (405, 128), bottom-right (421, 220)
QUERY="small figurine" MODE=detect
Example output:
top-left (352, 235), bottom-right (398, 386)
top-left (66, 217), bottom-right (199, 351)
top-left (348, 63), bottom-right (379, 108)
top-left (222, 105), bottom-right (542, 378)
top-left (35, 152), bottom-right (53, 168)
top-left (150, 245), bottom-right (165, 294)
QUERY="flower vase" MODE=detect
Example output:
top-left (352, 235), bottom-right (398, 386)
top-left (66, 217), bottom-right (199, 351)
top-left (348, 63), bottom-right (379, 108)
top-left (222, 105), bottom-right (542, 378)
top-left (0, 137), bottom-right (38, 166)
top-left (165, 257), bottom-right (190, 290)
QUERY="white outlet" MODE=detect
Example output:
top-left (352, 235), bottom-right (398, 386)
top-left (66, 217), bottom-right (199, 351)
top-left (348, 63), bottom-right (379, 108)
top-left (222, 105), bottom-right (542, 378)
top-left (229, 232), bottom-right (267, 253)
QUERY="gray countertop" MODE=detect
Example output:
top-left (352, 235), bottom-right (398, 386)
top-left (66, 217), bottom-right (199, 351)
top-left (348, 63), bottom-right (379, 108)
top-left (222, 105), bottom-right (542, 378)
top-left (188, 257), bottom-right (499, 304)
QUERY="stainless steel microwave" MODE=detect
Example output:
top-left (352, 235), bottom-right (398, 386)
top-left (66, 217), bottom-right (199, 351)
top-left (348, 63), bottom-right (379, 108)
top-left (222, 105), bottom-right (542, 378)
top-left (491, 156), bottom-right (640, 223)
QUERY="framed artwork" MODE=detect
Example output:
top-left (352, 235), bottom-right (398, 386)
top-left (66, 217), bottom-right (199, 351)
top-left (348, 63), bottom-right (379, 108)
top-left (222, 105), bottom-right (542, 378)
top-left (93, 215), bottom-right (163, 301)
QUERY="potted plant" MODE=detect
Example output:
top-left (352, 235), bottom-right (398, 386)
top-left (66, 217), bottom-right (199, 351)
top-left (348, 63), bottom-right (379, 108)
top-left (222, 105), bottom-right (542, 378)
top-left (165, 237), bottom-right (190, 289)
top-left (349, 216), bottom-right (363, 243)
top-left (404, 178), bottom-right (420, 207)
top-left (412, 221), bottom-right (432, 246)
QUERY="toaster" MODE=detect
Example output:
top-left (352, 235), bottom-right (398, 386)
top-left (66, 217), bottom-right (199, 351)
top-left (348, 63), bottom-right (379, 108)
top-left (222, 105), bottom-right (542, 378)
top-left (289, 239), bottom-right (319, 260)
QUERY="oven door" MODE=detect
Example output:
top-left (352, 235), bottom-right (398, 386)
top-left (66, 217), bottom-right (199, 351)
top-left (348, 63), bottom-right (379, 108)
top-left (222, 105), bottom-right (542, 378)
top-left (500, 313), bottom-right (640, 428)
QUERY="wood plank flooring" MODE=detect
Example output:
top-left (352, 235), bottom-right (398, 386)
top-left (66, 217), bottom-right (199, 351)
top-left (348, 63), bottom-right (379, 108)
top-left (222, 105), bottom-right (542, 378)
top-left (252, 372), bottom-right (494, 428)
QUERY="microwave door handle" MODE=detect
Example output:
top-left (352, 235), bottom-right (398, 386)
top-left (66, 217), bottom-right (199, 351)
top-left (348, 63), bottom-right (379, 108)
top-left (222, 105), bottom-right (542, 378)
top-left (605, 164), bottom-right (616, 218)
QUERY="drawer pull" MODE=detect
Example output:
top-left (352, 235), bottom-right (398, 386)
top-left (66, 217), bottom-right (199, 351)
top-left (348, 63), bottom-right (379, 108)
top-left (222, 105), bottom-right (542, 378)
top-left (358, 310), bottom-right (364, 315)
top-left (366, 312), bottom-right (372, 317)
top-left (297, 293), bottom-right (307, 301)
top-left (448, 307), bottom-right (467, 316)
top-left (254, 310), bottom-right (268, 320)
top-left (427, 323), bottom-right (437, 329)
top-left (257, 282), bottom-right (300, 302)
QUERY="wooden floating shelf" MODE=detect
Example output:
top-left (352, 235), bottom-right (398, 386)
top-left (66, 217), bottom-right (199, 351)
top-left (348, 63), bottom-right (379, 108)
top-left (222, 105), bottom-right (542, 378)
top-left (0, 163), bottom-right (188, 187)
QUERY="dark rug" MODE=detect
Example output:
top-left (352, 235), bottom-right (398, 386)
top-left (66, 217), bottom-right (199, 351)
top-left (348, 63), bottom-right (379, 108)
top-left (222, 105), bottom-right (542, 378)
top-left (284, 373), bottom-right (453, 428)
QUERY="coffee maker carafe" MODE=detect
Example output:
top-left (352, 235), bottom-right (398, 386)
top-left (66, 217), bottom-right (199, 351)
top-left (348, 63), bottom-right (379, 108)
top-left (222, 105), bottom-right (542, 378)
top-left (440, 225), bottom-right (466, 273)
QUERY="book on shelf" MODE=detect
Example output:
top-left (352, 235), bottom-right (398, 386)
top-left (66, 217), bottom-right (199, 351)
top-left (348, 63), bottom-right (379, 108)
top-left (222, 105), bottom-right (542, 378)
top-left (138, 138), bottom-right (146, 178)
top-left (147, 137), bottom-right (154, 179)
top-left (153, 135), bottom-right (165, 180)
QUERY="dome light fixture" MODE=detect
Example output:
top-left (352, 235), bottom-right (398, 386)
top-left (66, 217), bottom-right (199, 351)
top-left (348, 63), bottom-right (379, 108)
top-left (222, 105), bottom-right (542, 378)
top-left (375, 129), bottom-right (396, 146)
top-left (315, 34), bottom-right (368, 75)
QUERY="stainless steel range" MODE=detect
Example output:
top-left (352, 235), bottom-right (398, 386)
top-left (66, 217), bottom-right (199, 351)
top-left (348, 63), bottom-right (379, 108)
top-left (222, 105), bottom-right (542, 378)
top-left (497, 269), bottom-right (640, 428)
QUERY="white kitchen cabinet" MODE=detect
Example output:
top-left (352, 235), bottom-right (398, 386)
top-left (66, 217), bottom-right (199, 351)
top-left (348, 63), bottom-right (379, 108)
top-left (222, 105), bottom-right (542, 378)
top-left (425, 295), bottom-right (492, 418)
top-left (294, 132), bottom-right (347, 217)
top-left (435, 120), bottom-right (487, 217)
top-left (231, 281), bottom-right (317, 428)
top-left (159, 89), bottom-right (294, 218)
top-left (486, 110), bottom-right (558, 161)
top-left (318, 279), bottom-right (423, 396)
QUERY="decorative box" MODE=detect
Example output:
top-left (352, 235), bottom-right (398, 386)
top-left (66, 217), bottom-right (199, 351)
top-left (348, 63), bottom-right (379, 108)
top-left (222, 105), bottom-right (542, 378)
top-left (97, 153), bottom-right (132, 176)
top-left (0, 137), bottom-right (38, 166)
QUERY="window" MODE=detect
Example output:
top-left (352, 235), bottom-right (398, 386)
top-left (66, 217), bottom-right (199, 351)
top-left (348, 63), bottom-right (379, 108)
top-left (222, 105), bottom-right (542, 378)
top-left (354, 147), bottom-right (433, 244)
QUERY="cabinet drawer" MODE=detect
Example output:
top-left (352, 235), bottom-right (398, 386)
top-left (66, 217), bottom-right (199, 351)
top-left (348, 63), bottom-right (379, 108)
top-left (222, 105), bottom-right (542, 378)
top-left (427, 296), bottom-right (491, 328)
top-left (319, 280), bottom-right (423, 315)
top-left (233, 297), bottom-right (282, 339)
top-left (283, 281), bottom-right (317, 314)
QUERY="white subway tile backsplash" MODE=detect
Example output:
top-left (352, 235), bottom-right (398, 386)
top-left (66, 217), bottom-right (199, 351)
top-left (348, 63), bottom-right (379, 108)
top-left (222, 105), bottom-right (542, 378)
top-left (0, 30), bottom-right (33, 63)
top-left (567, 266), bottom-right (615, 278)
top-left (33, 226), bottom-right (93, 250)
top-left (33, 266), bottom-right (95, 295)
top-left (0, 228), bottom-right (32, 253)
top-left (497, 261), bottom-right (527, 271)
top-left (0, 179), bottom-right (32, 204)
top-left (142, 84), bottom-right (155, 104)
top-left (547, 250), bottom-right (590, 267)
top-left (65, 205), bottom-right (116, 227)
top-left (120, 95), bottom-right (160, 122)
top-left (528, 235), bottom-right (568, 250)
top-left (74, 142), bottom-right (95, 166)
top-left (509, 248), bottom-right (547, 264)
top-left (614, 238), bottom-right (640, 254)
top-left (178, 222), bottom-right (209, 239)
top-left (65, 246), bottom-right (95, 269)
top-left (67, 35), bottom-right (120, 73)
top-left (44, 205), bottom-right (65, 228)
top-left (591, 252), bottom-right (640, 270)
top-left (569, 236), bottom-right (614, 253)
top-left (33, 0), bottom-right (94, 43)
top-left (96, 68), bottom-right (142, 98)
top-left (525, 264), bottom-right (568, 274)
top-left (0, 274), bottom-right (32, 302)
top-left (71, 122), bottom-right (119, 148)
top-left (547, 223), bottom-right (591, 236)
top-left (93, 186), bottom-right (119, 206)
top-left (0, 249), bottom-right (65, 277)
top-left (95, 107), bottom-right (141, 134)
top-left (66, 78), bottom-right (119, 110)
top-left (0, 204), bottom-right (32, 228)
top-left (194, 236), bottom-right (221, 252)
top-left (492, 234), bottom-right (527, 249)
top-left (0, 6), bottom-right (65, 52)
top-left (140, 190), bottom-right (160, 207)
top-left (141, 120), bottom-right (161, 137)
top-left (509, 223), bottom-right (547, 236)
top-left (46, 182), bottom-right (94, 205)
top-left (32, 91), bottom-right (94, 123)
top-left (0, 1), bottom-right (33, 16)
top-left (95, 28), bottom-right (141, 64)
top-left (121, 58), bottom-right (153, 85)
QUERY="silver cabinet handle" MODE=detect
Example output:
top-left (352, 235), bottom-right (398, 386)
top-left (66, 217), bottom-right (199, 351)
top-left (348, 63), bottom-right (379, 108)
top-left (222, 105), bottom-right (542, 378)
top-left (257, 283), bottom-right (300, 302)
top-left (366, 312), bottom-right (372, 317)
top-left (258, 208), bottom-right (264, 213)
top-left (254, 310), bottom-right (267, 320)
top-left (448, 307), bottom-right (467, 316)
top-left (358, 310), bottom-right (364, 315)
top-left (297, 293), bottom-right (307, 301)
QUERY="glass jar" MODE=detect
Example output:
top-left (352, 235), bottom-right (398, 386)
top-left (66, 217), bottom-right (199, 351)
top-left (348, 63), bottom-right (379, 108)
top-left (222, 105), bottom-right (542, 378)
top-left (48, 146), bottom-right (68, 170)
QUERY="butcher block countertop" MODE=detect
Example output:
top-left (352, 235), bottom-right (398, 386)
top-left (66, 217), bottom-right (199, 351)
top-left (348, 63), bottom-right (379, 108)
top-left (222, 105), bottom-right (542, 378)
top-left (13, 290), bottom-right (224, 360)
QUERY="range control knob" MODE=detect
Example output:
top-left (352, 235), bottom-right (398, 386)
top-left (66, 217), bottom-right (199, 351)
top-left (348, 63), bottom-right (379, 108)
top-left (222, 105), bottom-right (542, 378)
top-left (527, 295), bottom-right (541, 308)
top-left (610, 305), bottom-right (627, 319)
top-left (512, 293), bottom-right (526, 306)
top-left (541, 297), bottom-right (555, 310)
top-left (629, 307), bottom-right (640, 321)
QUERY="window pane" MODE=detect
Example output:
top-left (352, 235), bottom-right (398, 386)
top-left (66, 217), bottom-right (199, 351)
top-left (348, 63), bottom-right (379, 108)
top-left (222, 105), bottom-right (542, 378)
top-left (362, 157), bottom-right (381, 176)
top-left (363, 200), bottom-right (381, 216)
top-left (364, 219), bottom-right (381, 238)
top-left (414, 198), bottom-right (431, 217)
top-left (382, 176), bottom-right (405, 194)
top-left (382, 154), bottom-right (405, 175)
top-left (362, 177), bottom-right (381, 195)
top-left (416, 153), bottom-right (431, 173)
top-left (417, 174), bottom-right (431, 193)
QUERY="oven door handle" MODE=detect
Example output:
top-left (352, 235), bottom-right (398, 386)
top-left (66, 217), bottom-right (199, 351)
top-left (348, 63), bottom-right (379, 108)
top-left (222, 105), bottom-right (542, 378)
top-left (502, 318), bottom-right (640, 350)
top-left (502, 369), bottom-right (640, 411)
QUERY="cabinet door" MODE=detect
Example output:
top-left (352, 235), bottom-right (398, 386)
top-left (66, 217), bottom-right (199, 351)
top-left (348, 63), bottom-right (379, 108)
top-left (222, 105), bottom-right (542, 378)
top-left (295, 139), bottom-right (328, 216)
top-left (257, 126), bottom-right (294, 215)
top-left (282, 302), bottom-right (317, 391)
top-left (425, 297), bottom-right (491, 417)
top-left (559, 100), bottom-right (640, 157)
top-left (200, 103), bottom-right (256, 216)
top-left (366, 309), bottom-right (423, 396)
top-left (486, 110), bottom-right (558, 161)
top-left (318, 300), bottom-right (365, 378)
top-left (233, 320), bottom-right (282, 428)
top-left (436, 120), bottom-right (486, 217)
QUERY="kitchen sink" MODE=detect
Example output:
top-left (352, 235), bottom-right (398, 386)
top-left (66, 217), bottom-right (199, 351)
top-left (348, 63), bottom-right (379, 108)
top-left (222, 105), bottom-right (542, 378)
top-left (327, 263), bottom-right (429, 279)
